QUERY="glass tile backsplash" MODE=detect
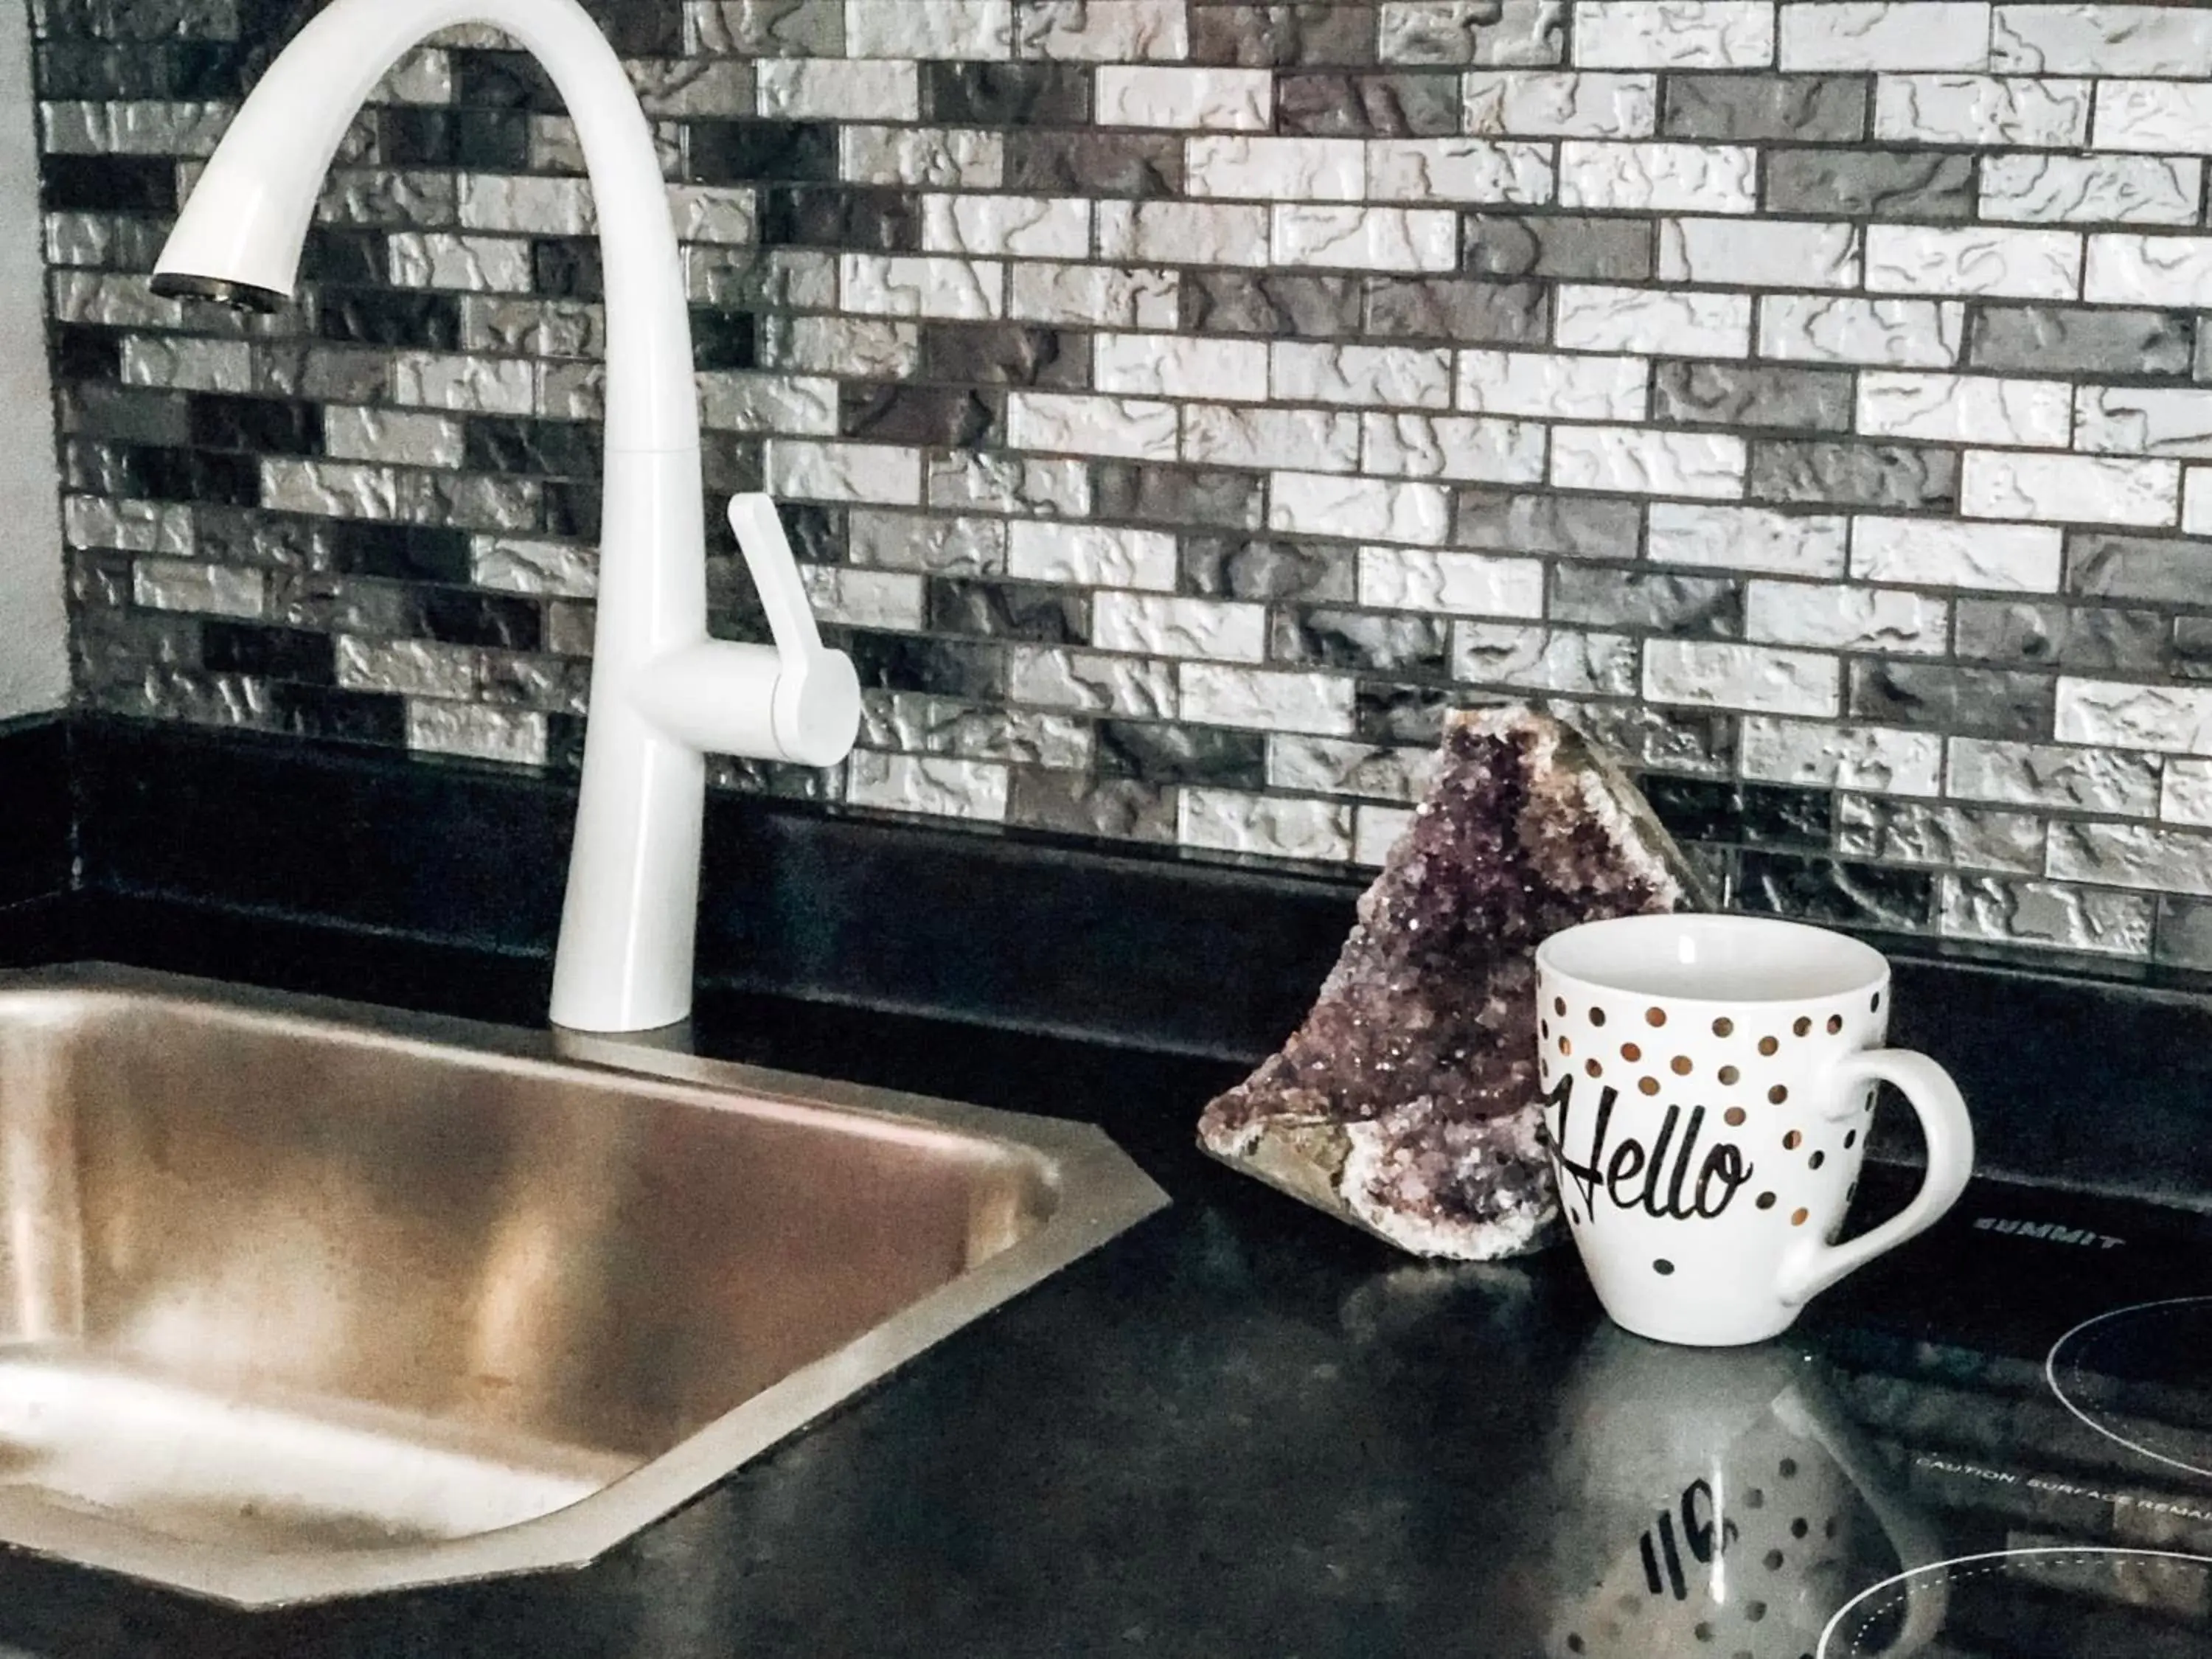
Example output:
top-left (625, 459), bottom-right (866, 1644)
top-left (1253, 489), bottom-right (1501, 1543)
top-left (32, 0), bottom-right (2212, 965)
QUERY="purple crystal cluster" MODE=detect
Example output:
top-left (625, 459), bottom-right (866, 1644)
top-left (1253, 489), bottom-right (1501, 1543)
top-left (1199, 706), bottom-right (1705, 1260)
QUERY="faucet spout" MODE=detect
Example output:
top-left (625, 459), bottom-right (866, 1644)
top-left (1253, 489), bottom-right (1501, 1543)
top-left (153, 0), bottom-right (858, 1034)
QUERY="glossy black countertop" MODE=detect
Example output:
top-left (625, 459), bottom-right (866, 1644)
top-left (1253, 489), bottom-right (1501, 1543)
top-left (3, 894), bottom-right (2211, 1659)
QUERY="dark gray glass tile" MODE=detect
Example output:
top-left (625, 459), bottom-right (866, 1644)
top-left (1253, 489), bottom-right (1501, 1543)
top-left (1269, 607), bottom-right (1452, 674)
top-left (1972, 305), bottom-right (2192, 376)
top-left (1363, 277), bottom-right (1547, 344)
top-left (1276, 73), bottom-right (1458, 135)
top-left (1097, 720), bottom-right (1267, 785)
top-left (1551, 565), bottom-right (1743, 635)
top-left (1765, 148), bottom-right (1973, 218)
top-left (1464, 213), bottom-right (1653, 281)
top-left (1182, 533), bottom-right (1352, 599)
top-left (1654, 363), bottom-right (1853, 431)
top-left (1455, 488), bottom-right (1640, 558)
top-left (1097, 466), bottom-right (1268, 531)
top-left (1184, 272), bottom-right (1363, 337)
top-left (920, 324), bottom-right (1088, 389)
top-left (759, 186), bottom-right (922, 251)
top-left (1748, 440), bottom-right (1958, 510)
top-left (1192, 4), bottom-right (1378, 65)
top-left (1848, 659), bottom-right (2055, 739)
top-left (1954, 599), bottom-right (2168, 672)
top-left (63, 383), bottom-right (190, 446)
top-left (841, 384), bottom-right (1003, 447)
top-left (1006, 132), bottom-right (1183, 196)
top-left (1353, 681), bottom-right (1458, 743)
top-left (2066, 532), bottom-right (2212, 605)
top-left (1663, 74), bottom-right (1866, 141)
top-left (928, 577), bottom-right (1087, 643)
top-left (927, 63), bottom-right (1090, 124)
top-left (1007, 769), bottom-right (1175, 842)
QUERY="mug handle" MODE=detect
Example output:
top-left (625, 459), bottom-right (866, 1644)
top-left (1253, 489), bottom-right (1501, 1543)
top-left (1775, 1049), bottom-right (1975, 1308)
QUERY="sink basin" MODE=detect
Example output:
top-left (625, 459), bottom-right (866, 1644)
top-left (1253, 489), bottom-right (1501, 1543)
top-left (0, 964), bottom-right (1166, 1605)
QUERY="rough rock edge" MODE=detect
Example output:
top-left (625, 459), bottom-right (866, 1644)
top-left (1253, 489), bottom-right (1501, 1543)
top-left (1200, 704), bottom-right (1711, 1262)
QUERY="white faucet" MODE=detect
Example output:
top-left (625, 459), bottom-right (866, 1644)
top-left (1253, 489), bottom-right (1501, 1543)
top-left (150, 0), bottom-right (861, 1034)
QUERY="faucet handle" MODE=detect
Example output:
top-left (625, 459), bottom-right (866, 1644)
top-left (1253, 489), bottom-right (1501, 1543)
top-left (726, 493), bottom-right (861, 768)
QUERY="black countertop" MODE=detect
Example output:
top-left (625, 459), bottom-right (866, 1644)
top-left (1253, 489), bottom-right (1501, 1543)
top-left (3, 897), bottom-right (2212, 1658)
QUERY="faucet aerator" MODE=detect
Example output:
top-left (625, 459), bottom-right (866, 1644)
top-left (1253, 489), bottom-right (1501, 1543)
top-left (147, 272), bottom-right (288, 313)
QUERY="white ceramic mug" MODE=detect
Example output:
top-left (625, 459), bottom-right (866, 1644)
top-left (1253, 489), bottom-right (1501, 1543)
top-left (1533, 914), bottom-right (1975, 1347)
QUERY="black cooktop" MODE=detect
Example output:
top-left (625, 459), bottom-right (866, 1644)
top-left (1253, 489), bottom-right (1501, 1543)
top-left (1606, 1180), bottom-right (2212, 1659)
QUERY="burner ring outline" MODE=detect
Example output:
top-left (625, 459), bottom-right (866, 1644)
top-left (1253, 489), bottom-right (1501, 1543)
top-left (2046, 1295), bottom-right (2212, 1482)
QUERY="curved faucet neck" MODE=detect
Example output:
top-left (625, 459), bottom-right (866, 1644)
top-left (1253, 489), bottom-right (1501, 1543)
top-left (155, 0), bottom-right (700, 454)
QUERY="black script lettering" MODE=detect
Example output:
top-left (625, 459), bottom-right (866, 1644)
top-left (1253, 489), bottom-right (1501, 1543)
top-left (1548, 1076), bottom-right (1753, 1224)
top-left (1694, 1141), bottom-right (1751, 1217)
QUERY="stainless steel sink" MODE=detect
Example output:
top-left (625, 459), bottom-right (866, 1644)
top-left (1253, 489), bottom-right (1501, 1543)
top-left (0, 964), bottom-right (1166, 1606)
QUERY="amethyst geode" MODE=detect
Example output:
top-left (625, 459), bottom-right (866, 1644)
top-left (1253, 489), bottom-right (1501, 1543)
top-left (1198, 706), bottom-right (1708, 1261)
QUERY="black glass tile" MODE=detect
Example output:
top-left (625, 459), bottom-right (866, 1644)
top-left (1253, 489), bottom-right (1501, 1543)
top-left (689, 121), bottom-right (838, 185)
top-left (1354, 681), bottom-right (1453, 744)
top-left (415, 588), bottom-right (543, 651)
top-left (51, 326), bottom-right (121, 381)
top-left (463, 417), bottom-right (602, 481)
top-left (187, 394), bottom-right (323, 456)
top-left (546, 711), bottom-right (588, 773)
top-left (699, 437), bottom-right (763, 501)
top-left (1097, 720), bottom-right (1266, 787)
top-left (316, 288), bottom-right (463, 349)
top-left (126, 446), bottom-right (262, 507)
top-left (201, 622), bottom-right (335, 684)
top-left (926, 578), bottom-right (1085, 643)
top-left (453, 49), bottom-right (566, 114)
top-left (378, 108), bottom-right (529, 170)
top-left (577, 0), bottom-right (681, 55)
top-left (1644, 776), bottom-right (1832, 849)
top-left (845, 633), bottom-right (1006, 699)
top-left (299, 228), bottom-right (386, 286)
top-left (328, 522), bottom-right (472, 585)
top-left (927, 63), bottom-right (1090, 125)
top-left (689, 307), bottom-right (758, 371)
top-left (542, 481), bottom-right (602, 540)
top-left (166, 41), bottom-right (254, 98)
top-left (41, 153), bottom-right (175, 212)
top-left (270, 684), bottom-right (407, 746)
top-left (1739, 852), bottom-right (1935, 931)
top-left (532, 238), bottom-right (602, 302)
top-left (759, 186), bottom-right (922, 251)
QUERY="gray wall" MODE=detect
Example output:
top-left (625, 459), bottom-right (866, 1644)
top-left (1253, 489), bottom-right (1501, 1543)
top-left (33, 0), bottom-right (2212, 969)
top-left (0, 1), bottom-right (63, 721)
